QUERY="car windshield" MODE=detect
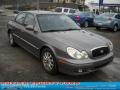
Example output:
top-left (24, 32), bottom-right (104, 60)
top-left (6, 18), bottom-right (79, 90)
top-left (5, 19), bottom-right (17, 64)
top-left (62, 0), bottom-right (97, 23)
top-left (37, 14), bottom-right (80, 32)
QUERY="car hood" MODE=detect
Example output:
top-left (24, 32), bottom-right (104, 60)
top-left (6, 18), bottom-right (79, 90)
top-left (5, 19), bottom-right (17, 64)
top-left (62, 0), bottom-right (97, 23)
top-left (42, 30), bottom-right (109, 51)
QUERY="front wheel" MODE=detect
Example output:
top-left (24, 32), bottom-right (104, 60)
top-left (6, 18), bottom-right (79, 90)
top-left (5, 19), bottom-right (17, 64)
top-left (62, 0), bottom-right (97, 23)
top-left (41, 48), bottom-right (58, 75)
top-left (8, 32), bottom-right (16, 47)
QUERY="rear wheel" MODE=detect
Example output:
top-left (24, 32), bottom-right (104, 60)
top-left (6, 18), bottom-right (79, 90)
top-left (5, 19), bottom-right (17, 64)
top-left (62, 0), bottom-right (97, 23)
top-left (113, 25), bottom-right (118, 32)
top-left (8, 32), bottom-right (16, 47)
top-left (41, 48), bottom-right (58, 75)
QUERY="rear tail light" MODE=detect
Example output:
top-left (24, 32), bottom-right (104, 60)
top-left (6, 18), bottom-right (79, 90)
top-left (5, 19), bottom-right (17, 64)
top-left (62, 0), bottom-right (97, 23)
top-left (75, 15), bottom-right (80, 20)
top-left (108, 17), bottom-right (112, 20)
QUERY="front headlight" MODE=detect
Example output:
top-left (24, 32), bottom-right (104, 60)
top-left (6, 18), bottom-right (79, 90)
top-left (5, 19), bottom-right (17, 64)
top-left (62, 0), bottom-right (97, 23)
top-left (67, 47), bottom-right (88, 60)
top-left (107, 41), bottom-right (113, 51)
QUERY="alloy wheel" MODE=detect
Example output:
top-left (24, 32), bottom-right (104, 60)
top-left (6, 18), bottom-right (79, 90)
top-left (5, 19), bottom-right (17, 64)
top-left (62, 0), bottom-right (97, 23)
top-left (42, 52), bottom-right (54, 71)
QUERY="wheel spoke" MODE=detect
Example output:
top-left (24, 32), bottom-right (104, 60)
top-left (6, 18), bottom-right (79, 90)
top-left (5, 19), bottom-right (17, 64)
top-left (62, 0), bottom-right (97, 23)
top-left (42, 52), bottom-right (54, 71)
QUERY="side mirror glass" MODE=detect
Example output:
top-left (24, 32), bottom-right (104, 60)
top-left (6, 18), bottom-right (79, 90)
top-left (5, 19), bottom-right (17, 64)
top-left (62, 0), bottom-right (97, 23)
top-left (25, 25), bottom-right (34, 31)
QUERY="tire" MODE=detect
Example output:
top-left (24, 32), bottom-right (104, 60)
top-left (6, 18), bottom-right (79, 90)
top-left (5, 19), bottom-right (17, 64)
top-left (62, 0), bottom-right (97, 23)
top-left (8, 32), bottom-right (16, 47)
top-left (84, 21), bottom-right (89, 28)
top-left (41, 48), bottom-right (58, 75)
top-left (96, 26), bottom-right (100, 30)
top-left (113, 25), bottom-right (118, 32)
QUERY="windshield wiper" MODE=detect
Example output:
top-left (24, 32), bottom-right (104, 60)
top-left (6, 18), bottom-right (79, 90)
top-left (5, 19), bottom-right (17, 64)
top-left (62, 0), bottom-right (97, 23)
top-left (43, 28), bottom-right (80, 32)
top-left (43, 29), bottom-right (63, 32)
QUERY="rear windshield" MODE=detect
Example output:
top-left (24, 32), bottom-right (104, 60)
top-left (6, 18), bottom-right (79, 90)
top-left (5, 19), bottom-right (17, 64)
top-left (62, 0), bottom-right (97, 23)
top-left (76, 12), bottom-right (94, 17)
top-left (100, 13), bottom-right (115, 17)
top-left (76, 12), bottom-right (90, 16)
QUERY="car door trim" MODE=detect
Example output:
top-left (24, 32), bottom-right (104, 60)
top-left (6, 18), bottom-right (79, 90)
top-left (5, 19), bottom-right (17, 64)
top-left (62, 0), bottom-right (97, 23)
top-left (13, 33), bottom-right (39, 50)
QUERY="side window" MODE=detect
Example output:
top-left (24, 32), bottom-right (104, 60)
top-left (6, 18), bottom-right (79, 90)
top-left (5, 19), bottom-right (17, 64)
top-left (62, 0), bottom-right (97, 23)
top-left (115, 14), bottom-right (120, 19)
top-left (69, 9), bottom-right (75, 13)
top-left (15, 13), bottom-right (26, 24)
top-left (55, 8), bottom-right (62, 12)
top-left (24, 14), bottom-right (35, 26)
top-left (64, 9), bottom-right (68, 13)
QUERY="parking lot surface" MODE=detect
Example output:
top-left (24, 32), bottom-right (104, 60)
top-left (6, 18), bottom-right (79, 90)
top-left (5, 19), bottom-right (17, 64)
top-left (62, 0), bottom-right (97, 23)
top-left (0, 15), bottom-right (120, 81)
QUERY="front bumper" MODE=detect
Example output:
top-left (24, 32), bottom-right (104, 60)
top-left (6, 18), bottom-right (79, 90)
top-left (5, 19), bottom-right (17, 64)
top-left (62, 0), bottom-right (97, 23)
top-left (58, 52), bottom-right (114, 75)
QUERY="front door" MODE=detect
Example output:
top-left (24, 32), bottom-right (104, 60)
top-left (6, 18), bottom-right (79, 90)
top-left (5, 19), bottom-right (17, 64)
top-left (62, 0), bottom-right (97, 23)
top-left (21, 13), bottom-right (40, 57)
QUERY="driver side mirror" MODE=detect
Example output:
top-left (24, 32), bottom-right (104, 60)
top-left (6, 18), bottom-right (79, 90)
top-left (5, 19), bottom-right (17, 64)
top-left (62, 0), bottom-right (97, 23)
top-left (25, 25), bottom-right (34, 31)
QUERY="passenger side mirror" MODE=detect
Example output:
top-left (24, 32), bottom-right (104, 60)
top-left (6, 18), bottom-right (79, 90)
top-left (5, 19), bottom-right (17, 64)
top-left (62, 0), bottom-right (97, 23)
top-left (25, 25), bottom-right (34, 31)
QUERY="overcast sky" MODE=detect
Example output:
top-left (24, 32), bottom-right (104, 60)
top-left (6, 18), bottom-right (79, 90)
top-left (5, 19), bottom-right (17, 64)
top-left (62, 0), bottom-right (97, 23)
top-left (85, 0), bottom-right (120, 4)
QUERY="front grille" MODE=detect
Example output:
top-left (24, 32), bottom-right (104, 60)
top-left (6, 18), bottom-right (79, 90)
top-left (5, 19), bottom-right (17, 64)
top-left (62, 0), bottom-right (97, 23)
top-left (91, 46), bottom-right (110, 58)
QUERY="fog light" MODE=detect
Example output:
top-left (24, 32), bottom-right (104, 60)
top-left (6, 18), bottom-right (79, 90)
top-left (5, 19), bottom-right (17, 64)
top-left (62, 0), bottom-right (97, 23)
top-left (78, 69), bottom-right (83, 73)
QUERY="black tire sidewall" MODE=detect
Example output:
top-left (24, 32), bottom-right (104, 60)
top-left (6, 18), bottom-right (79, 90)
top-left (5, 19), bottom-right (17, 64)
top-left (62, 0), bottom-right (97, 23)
top-left (113, 25), bottom-right (118, 32)
top-left (8, 32), bottom-right (16, 46)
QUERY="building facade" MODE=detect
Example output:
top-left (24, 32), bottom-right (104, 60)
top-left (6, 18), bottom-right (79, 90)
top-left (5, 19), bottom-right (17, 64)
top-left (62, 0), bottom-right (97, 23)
top-left (53, 0), bottom-right (74, 3)
top-left (52, 0), bottom-right (84, 4)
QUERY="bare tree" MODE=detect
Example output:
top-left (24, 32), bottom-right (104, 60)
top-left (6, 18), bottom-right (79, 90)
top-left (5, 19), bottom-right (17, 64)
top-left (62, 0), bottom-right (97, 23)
top-left (81, 0), bottom-right (85, 11)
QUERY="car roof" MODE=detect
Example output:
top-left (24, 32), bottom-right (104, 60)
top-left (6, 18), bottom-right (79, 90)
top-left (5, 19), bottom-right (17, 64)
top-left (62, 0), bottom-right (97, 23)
top-left (23, 10), bottom-right (61, 15)
top-left (99, 13), bottom-right (117, 16)
top-left (56, 7), bottom-right (77, 10)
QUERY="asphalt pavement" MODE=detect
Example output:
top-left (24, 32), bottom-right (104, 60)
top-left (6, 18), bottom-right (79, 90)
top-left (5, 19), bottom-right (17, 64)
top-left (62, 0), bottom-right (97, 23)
top-left (0, 15), bottom-right (120, 82)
